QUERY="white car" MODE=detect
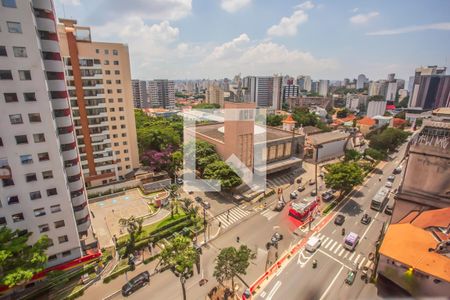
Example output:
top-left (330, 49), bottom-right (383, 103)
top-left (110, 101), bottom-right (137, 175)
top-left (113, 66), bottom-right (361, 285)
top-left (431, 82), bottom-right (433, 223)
top-left (385, 181), bottom-right (393, 188)
top-left (290, 192), bottom-right (298, 199)
top-left (306, 236), bottom-right (321, 252)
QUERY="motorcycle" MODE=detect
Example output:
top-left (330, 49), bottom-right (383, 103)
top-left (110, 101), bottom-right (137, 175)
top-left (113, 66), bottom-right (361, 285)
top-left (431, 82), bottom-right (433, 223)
top-left (342, 228), bottom-right (346, 236)
top-left (312, 259), bottom-right (318, 269)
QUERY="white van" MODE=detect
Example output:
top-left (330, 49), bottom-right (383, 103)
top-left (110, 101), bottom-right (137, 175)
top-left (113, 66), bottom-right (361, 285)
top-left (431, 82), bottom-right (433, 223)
top-left (306, 236), bottom-right (321, 252)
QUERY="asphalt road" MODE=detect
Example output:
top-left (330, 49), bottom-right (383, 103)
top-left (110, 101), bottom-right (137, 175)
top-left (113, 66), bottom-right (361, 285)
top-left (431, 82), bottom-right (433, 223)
top-left (256, 143), bottom-right (408, 300)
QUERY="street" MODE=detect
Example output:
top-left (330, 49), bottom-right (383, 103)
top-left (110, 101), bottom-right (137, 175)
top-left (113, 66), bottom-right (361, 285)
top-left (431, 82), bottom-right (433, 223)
top-left (255, 143), bottom-right (408, 300)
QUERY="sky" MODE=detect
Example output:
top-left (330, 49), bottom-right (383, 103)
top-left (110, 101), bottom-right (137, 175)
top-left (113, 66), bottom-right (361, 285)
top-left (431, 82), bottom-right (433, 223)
top-left (54, 0), bottom-right (450, 81)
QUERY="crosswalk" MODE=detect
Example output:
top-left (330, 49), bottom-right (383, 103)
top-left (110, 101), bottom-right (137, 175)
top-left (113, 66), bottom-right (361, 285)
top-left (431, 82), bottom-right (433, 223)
top-left (313, 232), bottom-right (368, 268)
top-left (261, 209), bottom-right (278, 220)
top-left (266, 174), bottom-right (293, 188)
top-left (216, 206), bottom-right (251, 229)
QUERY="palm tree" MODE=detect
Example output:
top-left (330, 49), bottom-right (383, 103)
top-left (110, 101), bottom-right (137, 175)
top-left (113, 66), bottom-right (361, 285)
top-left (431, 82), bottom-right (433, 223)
top-left (180, 198), bottom-right (193, 214)
top-left (118, 216), bottom-right (144, 257)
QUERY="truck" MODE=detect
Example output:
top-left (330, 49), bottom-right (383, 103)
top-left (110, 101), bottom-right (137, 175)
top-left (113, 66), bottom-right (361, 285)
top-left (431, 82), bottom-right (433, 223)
top-left (288, 197), bottom-right (318, 221)
top-left (370, 187), bottom-right (390, 211)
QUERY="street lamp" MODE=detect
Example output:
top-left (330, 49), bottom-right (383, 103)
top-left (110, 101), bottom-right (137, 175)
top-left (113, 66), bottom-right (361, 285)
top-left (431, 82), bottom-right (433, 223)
top-left (313, 144), bottom-right (324, 197)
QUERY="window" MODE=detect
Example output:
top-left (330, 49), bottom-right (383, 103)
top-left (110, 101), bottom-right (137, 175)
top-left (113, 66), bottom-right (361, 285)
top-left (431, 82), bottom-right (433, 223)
top-left (25, 173), bottom-right (37, 182)
top-left (114, 70), bottom-right (120, 75)
top-left (125, 157), bottom-right (130, 161)
top-left (2, 178), bottom-right (14, 187)
top-left (119, 107), bottom-right (124, 112)
top-left (115, 79), bottom-right (121, 84)
top-left (119, 116), bottom-right (125, 120)
top-left (113, 61), bottom-right (119, 65)
top-left (28, 113), bottom-right (41, 123)
top-left (124, 149), bottom-right (128, 153)
top-left (7, 195), bottom-right (19, 205)
top-left (12, 213), bottom-right (24, 222)
top-left (95, 49), bottom-right (99, 54)
top-left (38, 152), bottom-right (49, 161)
top-left (7, 22), bottom-right (22, 33)
top-left (112, 125), bottom-right (117, 130)
top-left (12, 46), bottom-right (26, 57)
top-left (62, 250), bottom-right (71, 257)
top-left (104, 49), bottom-right (109, 55)
top-left (19, 70), bottom-right (31, 80)
top-left (0, 217), bottom-right (6, 226)
top-left (0, 46), bottom-right (7, 56)
top-left (123, 141), bottom-right (128, 145)
top-left (58, 235), bottom-right (68, 243)
top-left (42, 170), bottom-right (53, 179)
top-left (47, 239), bottom-right (54, 247)
top-left (38, 224), bottom-right (49, 233)
top-left (48, 254), bottom-right (57, 260)
top-left (15, 135), bottom-right (28, 144)
top-left (107, 89), bottom-right (112, 94)
top-left (54, 220), bottom-right (65, 228)
top-left (113, 142), bottom-right (119, 147)
top-left (33, 133), bottom-right (45, 143)
top-left (117, 89), bottom-right (122, 93)
top-left (108, 98), bottom-right (114, 103)
top-left (24, 93), bottom-right (36, 101)
top-left (111, 117), bottom-right (116, 122)
top-left (50, 204), bottom-right (61, 213)
top-left (0, 137), bottom-right (3, 146)
top-left (47, 188), bottom-right (57, 196)
top-left (109, 108), bottom-right (115, 112)
top-left (2, 0), bottom-right (17, 8)
top-left (34, 208), bottom-right (46, 217)
top-left (126, 165), bottom-right (131, 169)
top-left (9, 114), bottom-right (23, 124)
top-left (4, 93), bottom-right (18, 103)
top-left (46, 71), bottom-right (64, 80)
top-left (104, 60), bottom-right (109, 65)
top-left (0, 70), bottom-right (13, 80)
top-left (20, 154), bottom-right (33, 164)
top-left (115, 150), bottom-right (120, 155)
top-left (29, 191), bottom-right (41, 200)
top-left (121, 124), bottom-right (126, 129)
top-left (113, 49), bottom-right (118, 55)
top-left (105, 70), bottom-right (110, 75)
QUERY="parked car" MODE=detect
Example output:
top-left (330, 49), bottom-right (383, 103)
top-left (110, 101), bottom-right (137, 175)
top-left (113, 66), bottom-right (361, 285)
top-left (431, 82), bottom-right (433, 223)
top-left (121, 271), bottom-right (150, 296)
top-left (201, 201), bottom-right (211, 209)
top-left (361, 213), bottom-right (371, 225)
top-left (385, 181), bottom-right (393, 188)
top-left (321, 192), bottom-right (334, 202)
top-left (384, 204), bottom-right (393, 215)
top-left (290, 191), bottom-right (298, 199)
top-left (310, 190), bottom-right (317, 196)
top-left (194, 196), bottom-right (202, 203)
top-left (393, 166), bottom-right (402, 174)
top-left (345, 270), bottom-right (356, 285)
top-left (334, 214), bottom-right (345, 226)
top-left (308, 180), bottom-right (316, 186)
top-left (387, 175), bottom-right (395, 182)
top-left (296, 178), bottom-right (302, 184)
top-left (297, 186), bottom-right (305, 192)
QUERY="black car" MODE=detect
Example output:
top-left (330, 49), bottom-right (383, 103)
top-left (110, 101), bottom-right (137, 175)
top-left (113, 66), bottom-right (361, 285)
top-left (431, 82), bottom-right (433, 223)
top-left (334, 214), bottom-right (345, 226)
top-left (308, 180), bottom-right (316, 186)
top-left (361, 213), bottom-right (371, 225)
top-left (297, 186), bottom-right (305, 192)
top-left (321, 192), bottom-right (334, 202)
top-left (310, 190), bottom-right (317, 196)
top-left (194, 196), bottom-right (202, 203)
top-left (122, 271), bottom-right (150, 296)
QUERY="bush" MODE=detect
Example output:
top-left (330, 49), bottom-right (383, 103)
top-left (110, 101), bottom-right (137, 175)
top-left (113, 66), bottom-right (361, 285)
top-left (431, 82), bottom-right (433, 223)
top-left (323, 201), bottom-right (337, 214)
top-left (143, 254), bottom-right (160, 265)
top-left (103, 265), bottom-right (132, 284)
top-left (66, 288), bottom-right (84, 300)
top-left (365, 148), bottom-right (386, 161)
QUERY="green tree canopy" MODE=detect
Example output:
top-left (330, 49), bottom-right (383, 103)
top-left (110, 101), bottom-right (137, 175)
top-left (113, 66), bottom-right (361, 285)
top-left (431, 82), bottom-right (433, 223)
top-left (344, 149), bottom-right (361, 161)
top-left (192, 103), bottom-right (220, 109)
top-left (291, 108), bottom-right (319, 127)
top-left (160, 236), bottom-right (198, 300)
top-left (324, 162), bottom-right (364, 195)
top-left (369, 128), bottom-right (409, 152)
top-left (0, 227), bottom-right (50, 288)
top-left (364, 147), bottom-right (387, 161)
top-left (266, 114), bottom-right (284, 127)
top-left (336, 108), bottom-right (351, 118)
top-left (213, 245), bottom-right (255, 295)
top-left (203, 161), bottom-right (242, 190)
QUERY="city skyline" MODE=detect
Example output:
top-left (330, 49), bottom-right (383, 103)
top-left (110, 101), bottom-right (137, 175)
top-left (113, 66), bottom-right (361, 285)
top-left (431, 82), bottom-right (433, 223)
top-left (54, 0), bottom-right (450, 80)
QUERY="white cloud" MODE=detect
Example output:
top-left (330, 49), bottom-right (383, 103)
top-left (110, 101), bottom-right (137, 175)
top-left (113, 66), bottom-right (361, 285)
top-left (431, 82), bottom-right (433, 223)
top-left (295, 1), bottom-right (314, 10)
top-left (199, 34), bottom-right (338, 78)
top-left (367, 22), bottom-right (450, 35)
top-left (267, 10), bottom-right (309, 37)
top-left (352, 7), bottom-right (359, 13)
top-left (349, 11), bottom-right (379, 24)
top-left (58, 0), bottom-right (80, 5)
top-left (220, 0), bottom-right (252, 13)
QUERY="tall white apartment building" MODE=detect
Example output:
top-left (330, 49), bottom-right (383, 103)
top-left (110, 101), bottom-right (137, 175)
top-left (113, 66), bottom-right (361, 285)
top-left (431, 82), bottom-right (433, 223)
top-left (147, 79), bottom-right (175, 108)
top-left (132, 79), bottom-right (148, 108)
top-left (0, 0), bottom-right (92, 266)
top-left (356, 74), bottom-right (367, 90)
top-left (318, 80), bottom-right (329, 97)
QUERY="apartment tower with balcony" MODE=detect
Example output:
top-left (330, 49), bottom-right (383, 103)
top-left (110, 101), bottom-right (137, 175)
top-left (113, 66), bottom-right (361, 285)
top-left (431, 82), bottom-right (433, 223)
top-left (0, 0), bottom-right (92, 266)
top-left (57, 19), bottom-right (139, 188)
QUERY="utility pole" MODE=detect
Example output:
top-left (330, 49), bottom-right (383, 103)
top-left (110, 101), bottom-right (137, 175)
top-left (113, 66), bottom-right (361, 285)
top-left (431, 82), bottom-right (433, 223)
top-left (203, 206), bottom-right (207, 244)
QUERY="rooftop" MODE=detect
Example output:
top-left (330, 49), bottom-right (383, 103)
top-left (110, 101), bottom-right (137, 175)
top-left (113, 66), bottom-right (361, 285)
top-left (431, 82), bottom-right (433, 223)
top-left (357, 117), bottom-right (376, 126)
top-left (380, 223), bottom-right (450, 282)
top-left (309, 131), bottom-right (350, 145)
top-left (301, 126), bottom-right (323, 135)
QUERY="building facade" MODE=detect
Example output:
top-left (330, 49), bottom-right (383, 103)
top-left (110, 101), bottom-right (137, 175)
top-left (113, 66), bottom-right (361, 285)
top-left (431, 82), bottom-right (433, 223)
top-left (147, 79), bottom-right (175, 109)
top-left (58, 19), bottom-right (139, 188)
top-left (409, 66), bottom-right (447, 108)
top-left (131, 79), bottom-right (148, 108)
top-left (283, 79), bottom-right (300, 102)
top-left (356, 74), bottom-right (367, 90)
top-left (410, 75), bottom-right (450, 109)
top-left (0, 0), bottom-right (92, 266)
top-left (205, 84), bottom-right (224, 107)
top-left (367, 100), bottom-right (386, 117)
top-left (318, 80), bottom-right (329, 97)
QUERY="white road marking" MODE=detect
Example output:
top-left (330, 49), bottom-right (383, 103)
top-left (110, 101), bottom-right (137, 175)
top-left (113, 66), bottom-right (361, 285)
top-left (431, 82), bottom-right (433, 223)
top-left (360, 211), bottom-right (380, 241)
top-left (338, 249), bottom-right (345, 257)
top-left (329, 241), bottom-right (338, 252)
top-left (317, 249), bottom-right (353, 270)
top-left (349, 252), bottom-right (356, 260)
top-left (333, 245), bottom-right (341, 254)
top-left (318, 266), bottom-right (344, 300)
top-left (266, 280), bottom-right (282, 300)
top-left (358, 257), bottom-right (366, 269)
top-left (322, 237), bottom-right (329, 245)
top-left (344, 252), bottom-right (349, 258)
top-left (354, 254), bottom-right (361, 264)
top-left (260, 291), bottom-right (266, 298)
top-left (332, 229), bottom-right (336, 234)
top-left (324, 239), bottom-right (333, 249)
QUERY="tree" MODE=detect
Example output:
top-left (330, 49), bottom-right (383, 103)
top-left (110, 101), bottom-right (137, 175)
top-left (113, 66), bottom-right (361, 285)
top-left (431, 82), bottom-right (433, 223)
top-left (369, 128), bottom-right (409, 152)
top-left (180, 198), bottom-right (193, 214)
top-left (192, 103), bottom-right (220, 109)
top-left (364, 148), bottom-right (386, 161)
top-left (213, 245), bottom-right (255, 295)
top-left (118, 216), bottom-right (143, 257)
top-left (324, 162), bottom-right (364, 196)
top-left (203, 161), bottom-right (243, 190)
top-left (291, 108), bottom-right (318, 127)
top-left (140, 145), bottom-right (174, 172)
top-left (368, 95), bottom-right (385, 102)
top-left (266, 114), bottom-right (284, 127)
top-left (344, 149), bottom-right (361, 162)
top-left (159, 236), bottom-right (198, 300)
top-left (336, 108), bottom-right (350, 118)
top-left (0, 227), bottom-right (50, 288)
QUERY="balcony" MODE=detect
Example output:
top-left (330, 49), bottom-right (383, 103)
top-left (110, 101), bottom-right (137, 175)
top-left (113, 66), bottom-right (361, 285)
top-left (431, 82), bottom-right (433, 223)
top-left (71, 193), bottom-right (87, 207)
top-left (43, 60), bottom-right (64, 74)
top-left (69, 179), bottom-right (83, 191)
top-left (74, 205), bottom-right (89, 221)
top-left (36, 17), bottom-right (56, 34)
top-left (0, 158), bottom-right (11, 180)
top-left (40, 39), bottom-right (60, 53)
top-left (65, 164), bottom-right (81, 177)
top-left (76, 219), bottom-right (91, 233)
top-left (33, 0), bottom-right (53, 11)
top-left (62, 147), bottom-right (78, 162)
top-left (50, 98), bottom-right (70, 110)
